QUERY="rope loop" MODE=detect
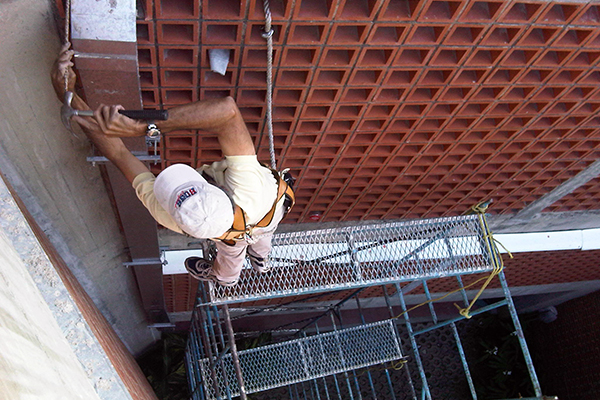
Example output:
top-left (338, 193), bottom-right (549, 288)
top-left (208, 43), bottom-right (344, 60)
top-left (394, 202), bottom-right (511, 322)
top-left (454, 201), bottom-right (508, 319)
top-left (455, 304), bottom-right (473, 319)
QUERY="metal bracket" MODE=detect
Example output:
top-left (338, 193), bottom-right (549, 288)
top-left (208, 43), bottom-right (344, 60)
top-left (88, 151), bottom-right (161, 166)
top-left (89, 134), bottom-right (161, 166)
top-left (123, 257), bottom-right (165, 268)
top-left (148, 322), bottom-right (176, 329)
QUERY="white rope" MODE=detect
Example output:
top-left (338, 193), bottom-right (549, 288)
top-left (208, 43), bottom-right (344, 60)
top-left (63, 0), bottom-right (72, 94)
top-left (262, 0), bottom-right (276, 170)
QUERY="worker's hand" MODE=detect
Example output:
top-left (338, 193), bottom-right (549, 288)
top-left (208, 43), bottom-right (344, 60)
top-left (51, 42), bottom-right (77, 102)
top-left (93, 104), bottom-right (147, 137)
top-left (73, 115), bottom-right (128, 156)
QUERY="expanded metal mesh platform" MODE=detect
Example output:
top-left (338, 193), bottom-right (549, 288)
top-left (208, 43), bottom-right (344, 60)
top-left (195, 320), bottom-right (402, 400)
top-left (207, 214), bottom-right (494, 304)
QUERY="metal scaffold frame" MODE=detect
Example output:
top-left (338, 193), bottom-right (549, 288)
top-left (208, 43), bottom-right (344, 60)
top-left (186, 213), bottom-right (552, 399)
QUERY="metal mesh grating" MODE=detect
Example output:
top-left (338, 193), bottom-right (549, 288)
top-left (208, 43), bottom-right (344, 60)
top-left (196, 320), bottom-right (402, 399)
top-left (207, 215), bottom-right (494, 304)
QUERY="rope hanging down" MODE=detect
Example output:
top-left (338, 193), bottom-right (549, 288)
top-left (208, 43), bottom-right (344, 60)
top-left (262, 0), bottom-right (277, 170)
top-left (63, 0), bottom-right (72, 94)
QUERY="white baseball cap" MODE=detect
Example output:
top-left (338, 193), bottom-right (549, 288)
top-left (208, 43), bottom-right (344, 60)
top-left (154, 164), bottom-right (234, 238)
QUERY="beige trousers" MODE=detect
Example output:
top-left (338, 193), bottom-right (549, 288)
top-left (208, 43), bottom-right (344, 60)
top-left (211, 201), bottom-right (285, 282)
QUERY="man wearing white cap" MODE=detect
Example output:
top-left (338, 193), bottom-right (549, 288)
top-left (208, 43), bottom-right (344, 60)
top-left (52, 45), bottom-right (294, 287)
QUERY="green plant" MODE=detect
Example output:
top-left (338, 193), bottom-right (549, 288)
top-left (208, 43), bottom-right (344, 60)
top-left (138, 332), bottom-right (189, 400)
top-left (471, 313), bottom-right (534, 399)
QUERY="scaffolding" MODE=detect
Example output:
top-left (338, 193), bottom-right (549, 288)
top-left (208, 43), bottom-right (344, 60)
top-left (205, 215), bottom-right (494, 305)
top-left (186, 214), bottom-right (551, 399)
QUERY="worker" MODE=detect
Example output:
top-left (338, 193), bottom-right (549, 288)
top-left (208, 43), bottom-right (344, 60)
top-left (51, 44), bottom-right (294, 287)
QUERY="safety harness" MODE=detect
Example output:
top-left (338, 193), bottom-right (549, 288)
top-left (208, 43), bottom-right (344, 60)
top-left (214, 168), bottom-right (295, 246)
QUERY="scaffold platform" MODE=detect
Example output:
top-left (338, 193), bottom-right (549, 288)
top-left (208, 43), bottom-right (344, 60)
top-left (206, 214), bottom-right (495, 305)
top-left (195, 320), bottom-right (402, 399)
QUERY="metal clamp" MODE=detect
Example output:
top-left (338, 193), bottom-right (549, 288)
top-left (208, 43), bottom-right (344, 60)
top-left (87, 151), bottom-right (161, 167)
top-left (261, 28), bottom-right (274, 39)
top-left (123, 257), bottom-right (165, 268)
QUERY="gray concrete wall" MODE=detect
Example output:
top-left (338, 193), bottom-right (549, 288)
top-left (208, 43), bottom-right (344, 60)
top-left (0, 175), bottom-right (133, 400)
top-left (0, 227), bottom-right (104, 400)
top-left (0, 0), bottom-right (156, 355)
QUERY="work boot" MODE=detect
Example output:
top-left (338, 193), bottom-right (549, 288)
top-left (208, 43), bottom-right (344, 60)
top-left (184, 257), bottom-right (238, 287)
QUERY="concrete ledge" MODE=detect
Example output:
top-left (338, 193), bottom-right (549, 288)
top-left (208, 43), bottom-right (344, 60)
top-left (0, 173), bottom-right (133, 400)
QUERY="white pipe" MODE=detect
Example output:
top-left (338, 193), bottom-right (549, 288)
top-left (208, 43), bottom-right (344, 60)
top-left (495, 228), bottom-right (600, 253)
top-left (163, 228), bottom-right (600, 274)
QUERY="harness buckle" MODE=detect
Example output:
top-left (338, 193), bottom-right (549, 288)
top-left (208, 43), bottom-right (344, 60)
top-left (244, 226), bottom-right (259, 244)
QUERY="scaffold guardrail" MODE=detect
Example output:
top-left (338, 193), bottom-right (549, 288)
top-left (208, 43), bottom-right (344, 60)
top-left (206, 214), bottom-right (494, 305)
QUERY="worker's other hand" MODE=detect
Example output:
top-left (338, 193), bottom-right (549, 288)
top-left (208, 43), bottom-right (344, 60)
top-left (93, 105), bottom-right (147, 137)
top-left (51, 42), bottom-right (77, 102)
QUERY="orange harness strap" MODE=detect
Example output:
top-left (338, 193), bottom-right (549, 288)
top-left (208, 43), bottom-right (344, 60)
top-left (215, 171), bottom-right (295, 245)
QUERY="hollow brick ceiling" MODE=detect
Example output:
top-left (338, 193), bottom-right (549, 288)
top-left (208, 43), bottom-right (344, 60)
top-left (111, 0), bottom-right (600, 222)
top-left (133, 0), bottom-right (600, 315)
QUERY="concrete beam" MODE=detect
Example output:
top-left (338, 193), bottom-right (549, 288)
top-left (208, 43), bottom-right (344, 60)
top-left (514, 158), bottom-right (600, 221)
top-left (0, 172), bottom-right (135, 400)
top-left (70, 0), bottom-right (168, 324)
top-left (0, 0), bottom-right (158, 355)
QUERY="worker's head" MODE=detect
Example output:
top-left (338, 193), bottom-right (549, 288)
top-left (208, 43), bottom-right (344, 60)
top-left (154, 164), bottom-right (234, 238)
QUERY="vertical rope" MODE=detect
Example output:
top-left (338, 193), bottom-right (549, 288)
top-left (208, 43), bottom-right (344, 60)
top-left (262, 0), bottom-right (276, 170)
top-left (63, 0), bottom-right (72, 94)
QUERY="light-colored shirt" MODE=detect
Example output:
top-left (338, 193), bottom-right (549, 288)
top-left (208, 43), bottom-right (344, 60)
top-left (132, 155), bottom-right (279, 235)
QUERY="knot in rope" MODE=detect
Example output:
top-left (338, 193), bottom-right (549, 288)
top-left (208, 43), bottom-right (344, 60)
top-left (470, 199), bottom-right (492, 214)
top-left (455, 304), bottom-right (473, 319)
top-left (261, 29), bottom-right (274, 39)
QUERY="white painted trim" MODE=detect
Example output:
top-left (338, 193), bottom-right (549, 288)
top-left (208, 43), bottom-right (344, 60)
top-left (163, 249), bottom-right (205, 275)
top-left (164, 228), bottom-right (600, 274)
top-left (495, 228), bottom-right (600, 253)
top-left (71, 0), bottom-right (137, 42)
top-left (582, 228), bottom-right (600, 250)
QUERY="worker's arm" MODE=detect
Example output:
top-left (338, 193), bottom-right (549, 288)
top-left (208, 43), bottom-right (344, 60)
top-left (94, 97), bottom-right (255, 157)
top-left (72, 116), bottom-right (149, 183)
top-left (51, 43), bottom-right (150, 183)
top-left (50, 43), bottom-right (96, 115)
top-left (52, 43), bottom-right (254, 158)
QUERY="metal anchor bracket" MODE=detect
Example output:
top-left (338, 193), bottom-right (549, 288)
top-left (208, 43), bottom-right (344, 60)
top-left (87, 151), bottom-right (161, 166)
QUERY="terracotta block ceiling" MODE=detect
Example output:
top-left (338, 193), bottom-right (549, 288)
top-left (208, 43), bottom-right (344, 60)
top-left (131, 0), bottom-right (600, 223)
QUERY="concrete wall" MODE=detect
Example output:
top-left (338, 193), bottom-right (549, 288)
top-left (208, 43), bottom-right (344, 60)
top-left (0, 173), bottom-right (136, 399)
top-left (0, 227), bottom-right (104, 400)
top-left (0, 0), bottom-right (156, 354)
